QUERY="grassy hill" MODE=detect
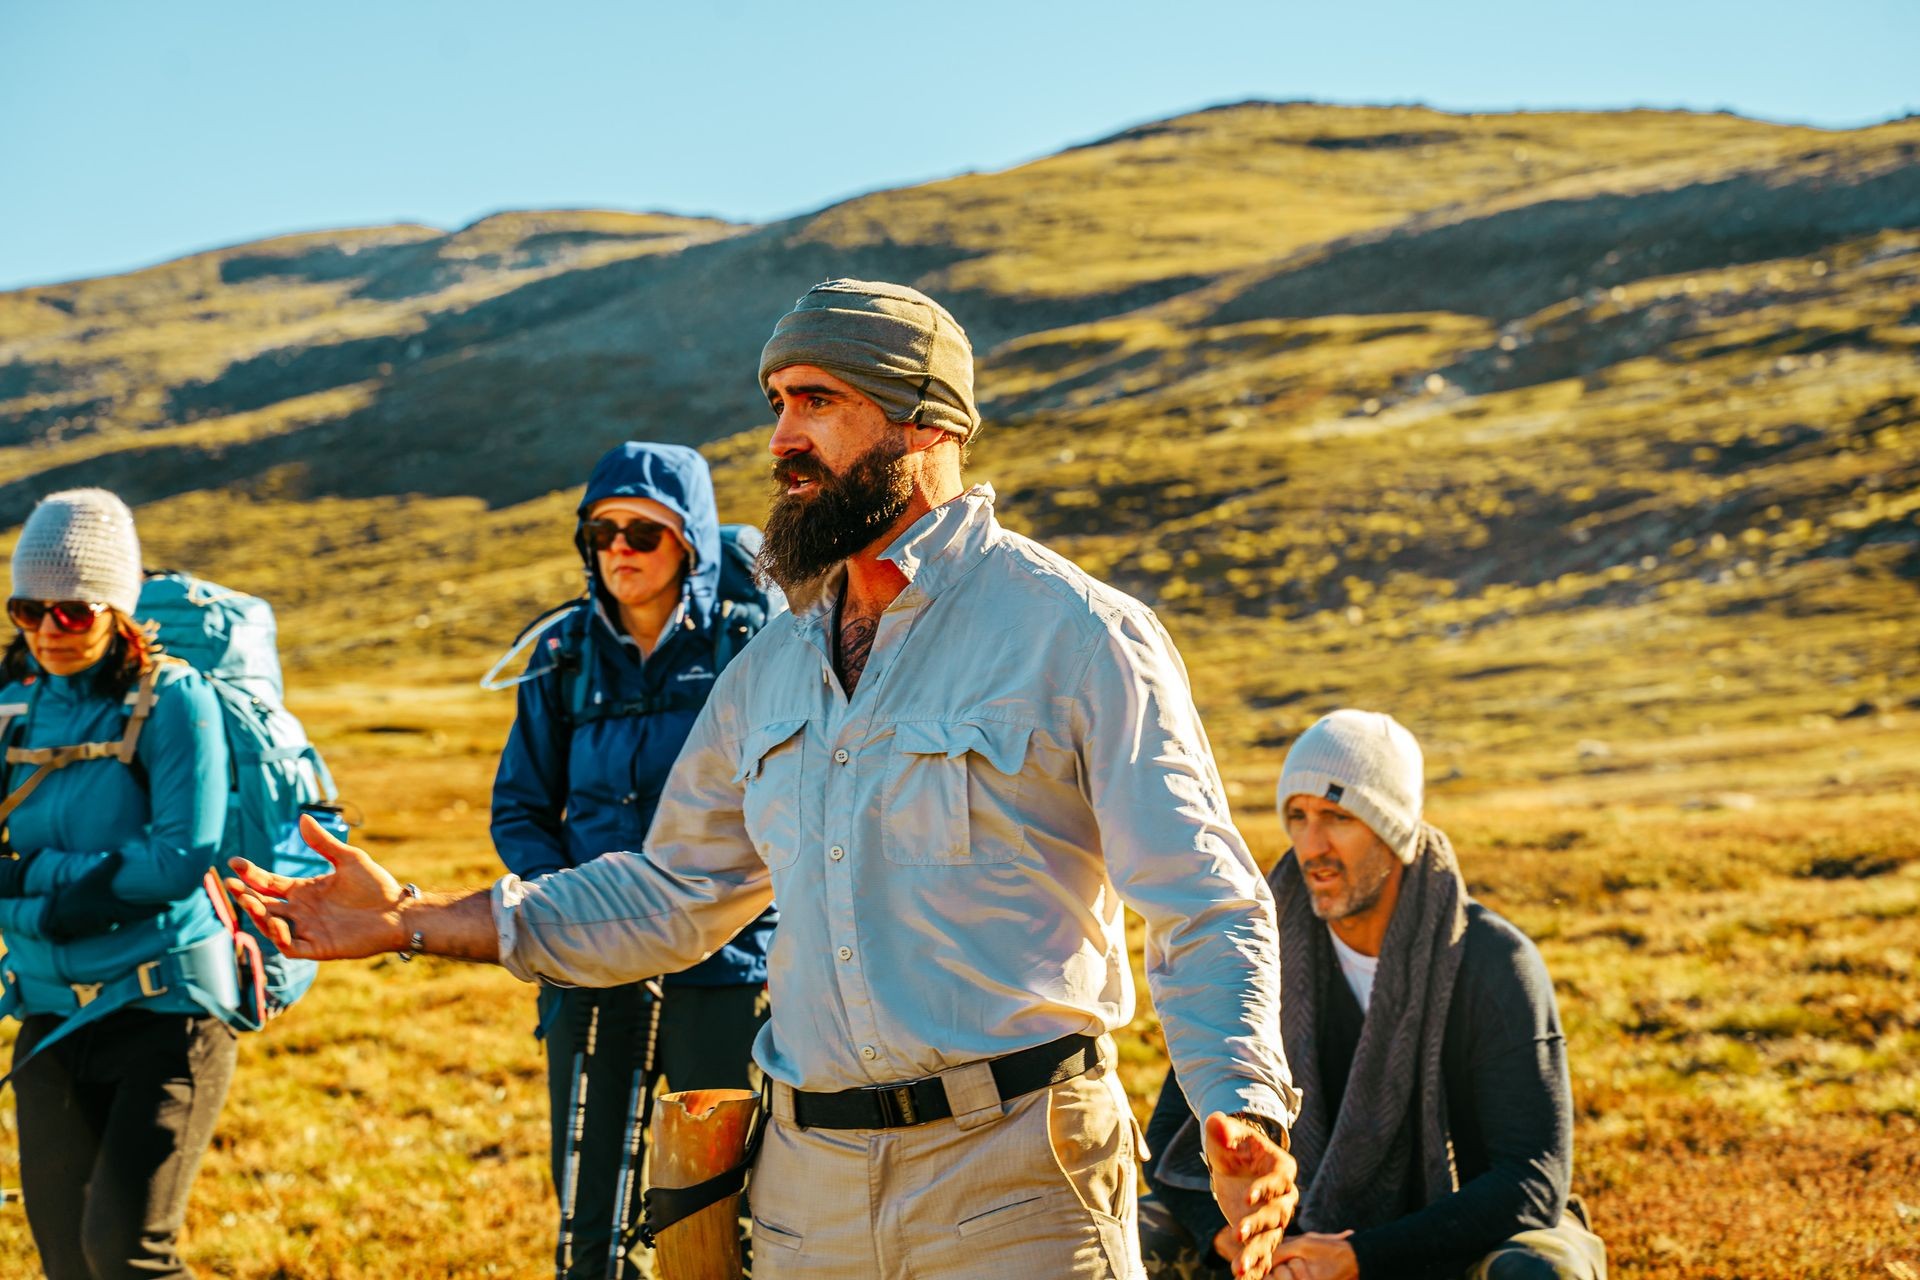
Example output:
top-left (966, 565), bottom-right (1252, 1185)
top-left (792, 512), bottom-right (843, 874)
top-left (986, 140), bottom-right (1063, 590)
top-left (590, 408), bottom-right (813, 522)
top-left (0, 102), bottom-right (1916, 1278)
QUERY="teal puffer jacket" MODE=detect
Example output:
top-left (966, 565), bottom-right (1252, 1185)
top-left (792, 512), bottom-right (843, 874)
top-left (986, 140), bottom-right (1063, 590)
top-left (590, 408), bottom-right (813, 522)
top-left (0, 657), bottom-right (229, 1017)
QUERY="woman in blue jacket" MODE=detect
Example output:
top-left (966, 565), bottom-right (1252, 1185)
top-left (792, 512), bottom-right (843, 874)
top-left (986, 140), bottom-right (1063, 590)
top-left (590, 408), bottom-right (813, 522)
top-left (0, 489), bottom-right (233, 1280)
top-left (491, 442), bottom-right (776, 1280)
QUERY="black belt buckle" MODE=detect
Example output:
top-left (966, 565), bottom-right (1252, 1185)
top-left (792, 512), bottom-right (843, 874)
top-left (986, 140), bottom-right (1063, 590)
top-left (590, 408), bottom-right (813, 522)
top-left (866, 1083), bottom-right (920, 1127)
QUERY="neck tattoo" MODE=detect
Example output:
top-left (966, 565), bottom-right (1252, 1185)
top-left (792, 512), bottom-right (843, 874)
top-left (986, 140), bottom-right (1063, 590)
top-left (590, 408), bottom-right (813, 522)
top-left (836, 609), bottom-right (879, 694)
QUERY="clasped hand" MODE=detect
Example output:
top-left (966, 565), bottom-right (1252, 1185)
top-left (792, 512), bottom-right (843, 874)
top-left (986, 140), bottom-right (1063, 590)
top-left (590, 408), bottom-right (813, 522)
top-left (1203, 1111), bottom-right (1302, 1278)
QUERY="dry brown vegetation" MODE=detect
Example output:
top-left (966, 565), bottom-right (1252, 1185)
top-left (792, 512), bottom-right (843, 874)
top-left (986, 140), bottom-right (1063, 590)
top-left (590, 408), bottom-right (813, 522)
top-left (0, 101), bottom-right (1916, 1277)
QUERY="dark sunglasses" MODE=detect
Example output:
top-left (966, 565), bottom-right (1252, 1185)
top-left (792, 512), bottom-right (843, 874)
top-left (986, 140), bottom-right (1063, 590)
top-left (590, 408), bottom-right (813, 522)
top-left (581, 517), bottom-right (673, 554)
top-left (7, 598), bottom-right (106, 634)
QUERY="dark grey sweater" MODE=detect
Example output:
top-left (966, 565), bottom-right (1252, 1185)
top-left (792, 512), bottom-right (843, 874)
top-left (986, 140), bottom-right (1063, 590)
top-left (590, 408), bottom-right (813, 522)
top-left (1145, 901), bottom-right (1573, 1279)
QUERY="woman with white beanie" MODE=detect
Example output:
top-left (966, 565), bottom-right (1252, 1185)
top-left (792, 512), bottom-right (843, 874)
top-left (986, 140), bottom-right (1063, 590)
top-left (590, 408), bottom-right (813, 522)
top-left (0, 489), bottom-right (236, 1280)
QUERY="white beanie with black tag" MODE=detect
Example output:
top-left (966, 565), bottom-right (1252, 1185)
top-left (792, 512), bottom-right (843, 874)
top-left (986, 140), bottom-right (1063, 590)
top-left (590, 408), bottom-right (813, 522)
top-left (11, 488), bottom-right (143, 616)
top-left (1277, 709), bottom-right (1425, 863)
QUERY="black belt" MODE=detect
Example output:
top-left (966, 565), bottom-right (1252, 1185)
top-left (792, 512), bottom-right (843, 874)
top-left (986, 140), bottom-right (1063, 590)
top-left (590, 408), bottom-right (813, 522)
top-left (792, 1033), bottom-right (1101, 1130)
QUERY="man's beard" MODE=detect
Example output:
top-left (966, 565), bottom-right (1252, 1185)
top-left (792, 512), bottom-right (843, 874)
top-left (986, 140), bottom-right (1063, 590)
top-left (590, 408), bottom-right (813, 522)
top-left (1303, 844), bottom-right (1399, 922)
top-left (758, 434), bottom-right (914, 594)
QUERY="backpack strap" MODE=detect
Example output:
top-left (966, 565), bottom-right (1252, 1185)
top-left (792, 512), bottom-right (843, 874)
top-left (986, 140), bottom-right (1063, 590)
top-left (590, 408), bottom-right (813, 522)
top-left (0, 666), bottom-right (161, 827)
top-left (710, 600), bottom-right (765, 676)
top-left (0, 702), bottom-right (25, 760)
top-left (568, 601), bottom-right (766, 730)
top-left (116, 665), bottom-right (162, 765)
top-left (568, 689), bottom-right (712, 729)
top-left (0, 700), bottom-right (27, 827)
top-left (558, 617), bottom-right (592, 729)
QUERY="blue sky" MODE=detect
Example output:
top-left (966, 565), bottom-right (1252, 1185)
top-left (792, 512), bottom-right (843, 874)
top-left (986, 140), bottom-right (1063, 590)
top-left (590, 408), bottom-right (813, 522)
top-left (2, 0), bottom-right (1914, 291)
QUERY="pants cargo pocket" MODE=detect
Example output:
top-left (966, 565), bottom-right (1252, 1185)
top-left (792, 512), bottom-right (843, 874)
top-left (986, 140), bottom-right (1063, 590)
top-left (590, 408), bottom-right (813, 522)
top-left (1047, 1069), bottom-right (1144, 1278)
top-left (751, 1216), bottom-right (803, 1251)
top-left (957, 1192), bottom-right (1060, 1239)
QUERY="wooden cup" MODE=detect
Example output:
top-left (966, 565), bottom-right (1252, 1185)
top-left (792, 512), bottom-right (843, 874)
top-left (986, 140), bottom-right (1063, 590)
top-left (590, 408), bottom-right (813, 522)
top-left (649, 1088), bottom-right (759, 1280)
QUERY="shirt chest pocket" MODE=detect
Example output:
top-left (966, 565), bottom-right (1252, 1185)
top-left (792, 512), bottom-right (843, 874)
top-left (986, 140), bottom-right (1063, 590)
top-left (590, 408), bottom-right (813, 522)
top-left (882, 720), bottom-right (1032, 866)
top-left (732, 719), bottom-right (807, 870)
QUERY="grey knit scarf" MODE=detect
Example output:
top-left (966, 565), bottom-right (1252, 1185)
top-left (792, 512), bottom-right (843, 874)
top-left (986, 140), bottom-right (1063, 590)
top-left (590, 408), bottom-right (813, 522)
top-left (1153, 822), bottom-right (1468, 1233)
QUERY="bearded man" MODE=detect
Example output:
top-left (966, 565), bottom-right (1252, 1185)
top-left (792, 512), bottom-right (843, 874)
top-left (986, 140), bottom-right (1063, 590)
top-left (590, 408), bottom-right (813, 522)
top-left (228, 279), bottom-right (1302, 1279)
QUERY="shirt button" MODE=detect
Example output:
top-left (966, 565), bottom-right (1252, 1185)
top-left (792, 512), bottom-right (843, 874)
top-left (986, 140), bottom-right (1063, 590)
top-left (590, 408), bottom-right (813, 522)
top-left (860, 1045), bottom-right (877, 1061)
top-left (829, 845), bottom-right (845, 861)
top-left (833, 748), bottom-right (850, 764)
top-left (837, 946), bottom-right (853, 961)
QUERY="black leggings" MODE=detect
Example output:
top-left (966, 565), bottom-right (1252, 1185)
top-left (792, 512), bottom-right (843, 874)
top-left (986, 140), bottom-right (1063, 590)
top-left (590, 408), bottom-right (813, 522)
top-left (540, 981), bottom-right (768, 1280)
top-left (12, 1009), bottom-right (237, 1280)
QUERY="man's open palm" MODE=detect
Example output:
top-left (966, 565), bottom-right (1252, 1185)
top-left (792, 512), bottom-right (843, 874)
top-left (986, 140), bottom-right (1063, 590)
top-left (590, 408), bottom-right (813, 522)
top-left (225, 813), bottom-right (406, 961)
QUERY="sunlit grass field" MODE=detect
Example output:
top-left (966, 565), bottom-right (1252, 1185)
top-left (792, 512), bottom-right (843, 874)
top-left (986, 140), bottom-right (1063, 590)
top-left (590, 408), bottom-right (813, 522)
top-left (1, 619), bottom-right (1912, 1278)
top-left (0, 99), bottom-right (1916, 1277)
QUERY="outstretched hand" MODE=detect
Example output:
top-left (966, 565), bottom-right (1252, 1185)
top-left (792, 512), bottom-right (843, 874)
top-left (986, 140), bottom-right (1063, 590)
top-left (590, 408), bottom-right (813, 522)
top-left (224, 813), bottom-right (408, 961)
top-left (1204, 1110), bottom-right (1300, 1279)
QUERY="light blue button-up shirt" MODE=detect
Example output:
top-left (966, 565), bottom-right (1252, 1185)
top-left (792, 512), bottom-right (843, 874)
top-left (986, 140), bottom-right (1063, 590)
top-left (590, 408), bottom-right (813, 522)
top-left (496, 485), bottom-right (1298, 1128)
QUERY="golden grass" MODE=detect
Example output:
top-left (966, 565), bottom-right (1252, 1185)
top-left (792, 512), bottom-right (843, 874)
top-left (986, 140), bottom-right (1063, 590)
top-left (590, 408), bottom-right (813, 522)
top-left (1, 674), bottom-right (1911, 1277)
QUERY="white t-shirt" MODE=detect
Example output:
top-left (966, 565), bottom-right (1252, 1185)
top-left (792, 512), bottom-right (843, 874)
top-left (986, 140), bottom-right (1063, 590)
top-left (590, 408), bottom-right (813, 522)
top-left (1328, 927), bottom-right (1380, 1014)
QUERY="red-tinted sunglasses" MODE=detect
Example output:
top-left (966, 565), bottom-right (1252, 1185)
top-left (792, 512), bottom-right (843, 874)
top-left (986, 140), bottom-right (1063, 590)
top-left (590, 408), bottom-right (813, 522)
top-left (581, 516), bottom-right (673, 554)
top-left (7, 598), bottom-right (107, 634)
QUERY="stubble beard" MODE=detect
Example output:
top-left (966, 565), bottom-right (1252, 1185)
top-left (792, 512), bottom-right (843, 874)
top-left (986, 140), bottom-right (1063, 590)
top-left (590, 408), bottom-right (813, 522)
top-left (758, 434), bottom-right (914, 594)
top-left (1304, 844), bottom-right (1399, 922)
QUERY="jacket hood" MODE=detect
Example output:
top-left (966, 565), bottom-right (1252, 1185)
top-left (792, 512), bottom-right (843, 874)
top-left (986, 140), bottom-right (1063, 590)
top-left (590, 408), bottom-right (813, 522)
top-left (575, 442), bottom-right (721, 628)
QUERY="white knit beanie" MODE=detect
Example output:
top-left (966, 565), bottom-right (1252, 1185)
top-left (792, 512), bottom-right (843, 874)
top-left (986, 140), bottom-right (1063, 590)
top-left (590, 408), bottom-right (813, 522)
top-left (11, 488), bottom-right (143, 616)
top-left (1277, 709), bottom-right (1425, 863)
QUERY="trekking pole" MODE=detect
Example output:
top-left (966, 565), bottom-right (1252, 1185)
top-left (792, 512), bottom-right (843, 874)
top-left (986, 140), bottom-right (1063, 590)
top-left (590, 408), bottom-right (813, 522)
top-left (556, 996), bottom-right (601, 1280)
top-left (606, 978), bottom-right (666, 1279)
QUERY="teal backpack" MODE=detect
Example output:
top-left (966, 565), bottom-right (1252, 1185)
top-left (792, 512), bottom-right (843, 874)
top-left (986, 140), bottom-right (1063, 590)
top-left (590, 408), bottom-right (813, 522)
top-left (135, 571), bottom-right (343, 1026)
top-left (0, 573), bottom-right (343, 1085)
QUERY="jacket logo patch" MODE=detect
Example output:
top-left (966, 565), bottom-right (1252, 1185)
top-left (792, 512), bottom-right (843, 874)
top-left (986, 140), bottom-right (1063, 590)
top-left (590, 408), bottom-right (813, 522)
top-left (1325, 783), bottom-right (1345, 803)
top-left (675, 666), bottom-right (714, 683)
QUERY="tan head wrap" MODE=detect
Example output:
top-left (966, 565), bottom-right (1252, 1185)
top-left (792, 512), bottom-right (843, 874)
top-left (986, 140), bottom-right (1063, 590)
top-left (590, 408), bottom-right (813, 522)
top-left (757, 279), bottom-right (980, 441)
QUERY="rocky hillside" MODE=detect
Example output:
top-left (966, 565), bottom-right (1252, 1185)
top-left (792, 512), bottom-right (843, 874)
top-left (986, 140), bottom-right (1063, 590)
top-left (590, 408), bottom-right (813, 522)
top-left (1, 101), bottom-right (1915, 791)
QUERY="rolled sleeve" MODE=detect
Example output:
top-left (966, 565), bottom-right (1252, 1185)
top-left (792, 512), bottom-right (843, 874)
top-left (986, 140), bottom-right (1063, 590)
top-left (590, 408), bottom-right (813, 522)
top-left (494, 697), bottom-right (773, 988)
top-left (1076, 605), bottom-right (1299, 1128)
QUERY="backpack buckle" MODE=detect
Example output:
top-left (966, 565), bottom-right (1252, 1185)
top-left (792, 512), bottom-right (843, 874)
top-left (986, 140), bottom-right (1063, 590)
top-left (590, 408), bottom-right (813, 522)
top-left (70, 982), bottom-right (103, 1008)
top-left (137, 960), bottom-right (168, 998)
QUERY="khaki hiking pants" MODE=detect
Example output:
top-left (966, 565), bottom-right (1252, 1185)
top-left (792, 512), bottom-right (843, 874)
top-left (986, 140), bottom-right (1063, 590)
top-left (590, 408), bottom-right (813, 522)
top-left (750, 1052), bottom-right (1147, 1278)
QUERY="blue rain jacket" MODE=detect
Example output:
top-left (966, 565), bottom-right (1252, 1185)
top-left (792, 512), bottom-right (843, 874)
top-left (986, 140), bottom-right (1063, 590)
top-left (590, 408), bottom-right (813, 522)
top-left (0, 659), bottom-right (230, 1017)
top-left (490, 442), bottom-right (775, 987)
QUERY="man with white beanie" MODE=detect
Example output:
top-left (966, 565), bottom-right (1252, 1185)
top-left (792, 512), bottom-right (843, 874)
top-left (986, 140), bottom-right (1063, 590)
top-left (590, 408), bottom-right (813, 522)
top-left (1142, 710), bottom-right (1608, 1280)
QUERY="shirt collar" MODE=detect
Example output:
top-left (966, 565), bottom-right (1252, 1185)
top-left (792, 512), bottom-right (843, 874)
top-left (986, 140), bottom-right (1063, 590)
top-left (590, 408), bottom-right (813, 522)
top-left (880, 483), bottom-right (998, 597)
